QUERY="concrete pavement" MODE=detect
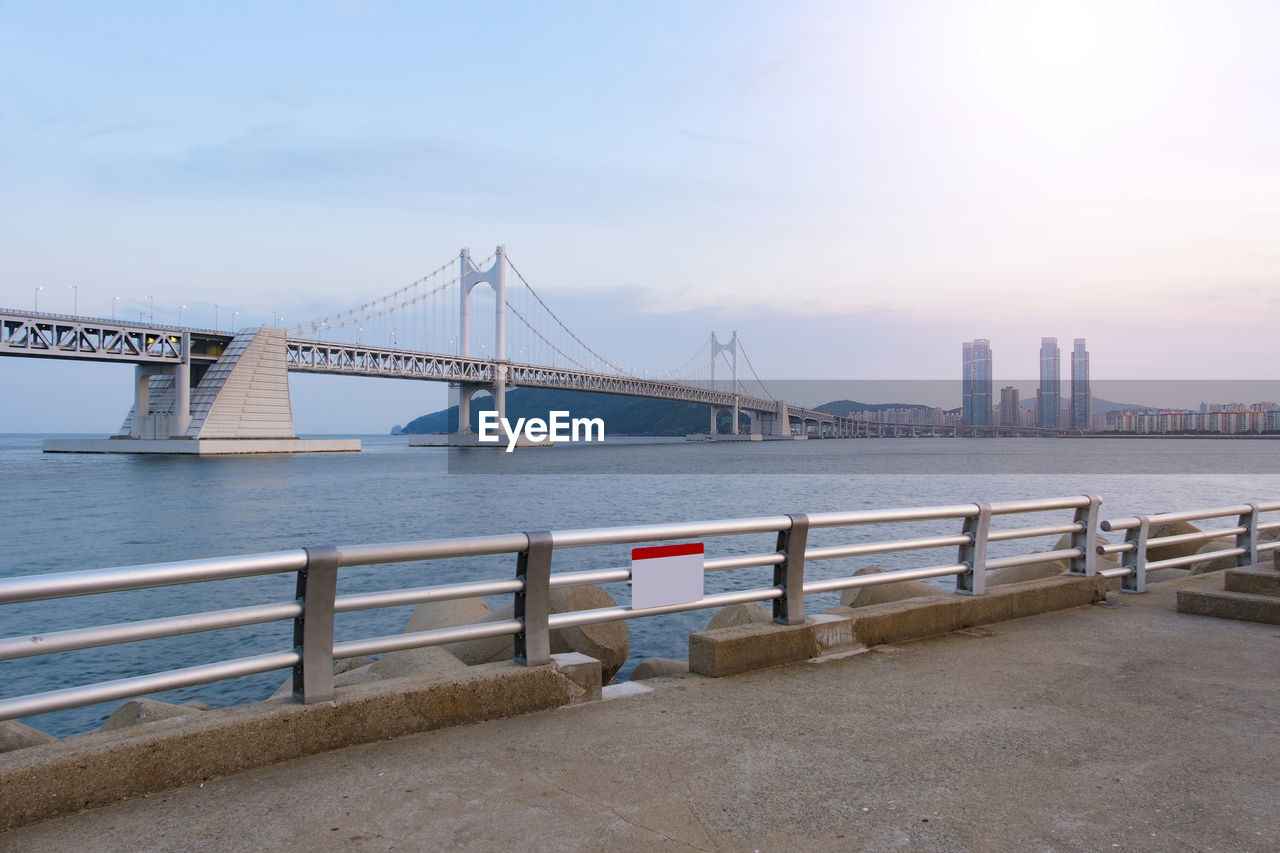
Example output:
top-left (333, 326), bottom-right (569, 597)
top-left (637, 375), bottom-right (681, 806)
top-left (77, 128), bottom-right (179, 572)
top-left (3, 572), bottom-right (1278, 852)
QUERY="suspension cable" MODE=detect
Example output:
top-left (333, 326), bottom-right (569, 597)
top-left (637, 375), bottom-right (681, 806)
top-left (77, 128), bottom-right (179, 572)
top-left (504, 255), bottom-right (628, 374)
top-left (737, 339), bottom-right (773, 400)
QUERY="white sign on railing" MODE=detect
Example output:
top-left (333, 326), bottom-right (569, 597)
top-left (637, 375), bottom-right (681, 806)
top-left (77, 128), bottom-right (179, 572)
top-left (630, 543), bottom-right (705, 609)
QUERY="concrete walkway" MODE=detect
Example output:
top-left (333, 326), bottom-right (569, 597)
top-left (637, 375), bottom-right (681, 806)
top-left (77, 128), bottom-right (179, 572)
top-left (3, 572), bottom-right (1278, 852)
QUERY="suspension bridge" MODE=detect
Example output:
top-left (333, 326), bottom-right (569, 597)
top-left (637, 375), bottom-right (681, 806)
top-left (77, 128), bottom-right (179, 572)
top-left (0, 246), bottom-right (901, 453)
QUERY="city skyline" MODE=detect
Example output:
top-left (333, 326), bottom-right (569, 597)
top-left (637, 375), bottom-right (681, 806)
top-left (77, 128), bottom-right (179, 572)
top-left (2, 1), bottom-right (1280, 433)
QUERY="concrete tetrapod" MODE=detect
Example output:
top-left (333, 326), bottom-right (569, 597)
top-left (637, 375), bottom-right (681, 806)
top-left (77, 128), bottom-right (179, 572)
top-left (985, 533), bottom-right (1119, 587)
top-left (0, 720), bottom-right (58, 754)
top-left (1188, 528), bottom-right (1279, 575)
top-left (839, 565), bottom-right (948, 607)
top-left (99, 699), bottom-right (209, 732)
top-left (704, 603), bottom-right (773, 630)
top-left (445, 586), bottom-right (630, 683)
top-left (629, 658), bottom-right (690, 680)
top-left (1146, 520), bottom-right (1204, 564)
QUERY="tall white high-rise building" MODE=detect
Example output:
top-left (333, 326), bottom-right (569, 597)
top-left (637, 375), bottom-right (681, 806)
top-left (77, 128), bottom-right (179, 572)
top-left (1070, 338), bottom-right (1091, 430)
top-left (1037, 337), bottom-right (1060, 428)
top-left (962, 339), bottom-right (993, 426)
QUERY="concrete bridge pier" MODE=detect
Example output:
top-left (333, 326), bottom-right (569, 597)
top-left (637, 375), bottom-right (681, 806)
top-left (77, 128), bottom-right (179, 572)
top-left (45, 327), bottom-right (358, 455)
top-left (453, 378), bottom-right (508, 436)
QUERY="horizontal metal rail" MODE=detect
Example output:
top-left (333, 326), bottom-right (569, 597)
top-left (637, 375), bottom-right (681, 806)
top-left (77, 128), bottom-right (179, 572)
top-left (806, 504), bottom-right (979, 528)
top-left (548, 588), bottom-right (784, 630)
top-left (1145, 527), bottom-right (1245, 549)
top-left (985, 548), bottom-right (1081, 571)
top-left (0, 551), bottom-right (309, 605)
top-left (1098, 567), bottom-right (1133, 579)
top-left (337, 534), bottom-right (531, 566)
top-left (0, 602), bottom-right (302, 661)
top-left (335, 579), bottom-right (525, 613)
top-left (1098, 542), bottom-right (1135, 556)
top-left (334, 620), bottom-right (524, 660)
top-left (805, 534), bottom-right (972, 562)
top-left (0, 651), bottom-right (300, 721)
top-left (988, 496), bottom-right (1092, 515)
top-left (802, 564), bottom-right (967, 595)
top-left (987, 523), bottom-right (1081, 543)
top-left (1146, 548), bottom-right (1246, 572)
top-left (1102, 505), bottom-right (1255, 532)
top-left (549, 516), bottom-right (794, 548)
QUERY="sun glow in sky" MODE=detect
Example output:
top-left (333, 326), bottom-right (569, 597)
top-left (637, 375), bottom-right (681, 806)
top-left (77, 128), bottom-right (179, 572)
top-left (2, 1), bottom-right (1279, 430)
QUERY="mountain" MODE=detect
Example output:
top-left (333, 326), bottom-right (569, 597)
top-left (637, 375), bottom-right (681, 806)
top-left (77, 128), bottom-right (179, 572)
top-left (816, 400), bottom-right (938, 416)
top-left (401, 388), bottom-right (749, 436)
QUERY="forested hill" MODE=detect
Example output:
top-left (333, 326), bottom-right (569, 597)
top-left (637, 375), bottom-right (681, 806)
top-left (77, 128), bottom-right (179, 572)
top-left (400, 388), bottom-right (750, 436)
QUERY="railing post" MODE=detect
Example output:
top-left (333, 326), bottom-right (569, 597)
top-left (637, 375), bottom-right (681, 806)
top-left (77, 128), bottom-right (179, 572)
top-left (773, 513), bottom-right (808, 625)
top-left (1121, 517), bottom-right (1149, 594)
top-left (515, 531), bottom-right (553, 666)
top-left (956, 503), bottom-right (991, 595)
top-left (1068, 495), bottom-right (1102, 576)
top-left (293, 546), bottom-right (339, 703)
top-left (1236, 503), bottom-right (1261, 567)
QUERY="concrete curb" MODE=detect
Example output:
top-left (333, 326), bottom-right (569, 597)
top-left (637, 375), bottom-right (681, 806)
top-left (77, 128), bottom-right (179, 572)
top-left (0, 659), bottom-right (594, 831)
top-left (688, 574), bottom-right (1109, 677)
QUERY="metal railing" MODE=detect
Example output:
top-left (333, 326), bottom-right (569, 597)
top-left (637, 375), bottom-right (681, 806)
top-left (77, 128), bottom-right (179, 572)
top-left (1097, 501), bottom-right (1280, 594)
top-left (3, 493), bottom-right (1268, 725)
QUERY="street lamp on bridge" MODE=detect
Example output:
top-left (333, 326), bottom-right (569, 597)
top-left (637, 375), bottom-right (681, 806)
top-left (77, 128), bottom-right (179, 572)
top-left (34, 286), bottom-right (42, 311)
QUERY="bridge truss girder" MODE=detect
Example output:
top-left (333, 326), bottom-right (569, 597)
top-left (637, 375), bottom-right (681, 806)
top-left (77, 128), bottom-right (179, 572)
top-left (0, 311), bottom-right (196, 365)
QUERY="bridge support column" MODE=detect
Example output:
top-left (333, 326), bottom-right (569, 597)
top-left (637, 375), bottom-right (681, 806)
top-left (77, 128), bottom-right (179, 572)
top-left (173, 337), bottom-right (191, 437)
top-left (132, 366), bottom-right (151, 437)
top-left (493, 365), bottom-right (507, 424)
top-left (454, 383), bottom-right (484, 435)
top-left (772, 400), bottom-right (790, 437)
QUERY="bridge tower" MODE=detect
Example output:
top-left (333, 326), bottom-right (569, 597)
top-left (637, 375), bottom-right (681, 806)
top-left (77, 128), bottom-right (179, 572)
top-left (710, 331), bottom-right (740, 435)
top-left (455, 246), bottom-right (508, 434)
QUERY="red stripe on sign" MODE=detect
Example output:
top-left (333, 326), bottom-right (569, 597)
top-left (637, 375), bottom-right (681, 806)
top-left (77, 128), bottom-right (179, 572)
top-left (632, 543), bottom-right (704, 561)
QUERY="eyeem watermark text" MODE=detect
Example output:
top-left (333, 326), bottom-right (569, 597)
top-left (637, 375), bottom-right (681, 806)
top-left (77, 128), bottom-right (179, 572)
top-left (477, 410), bottom-right (605, 451)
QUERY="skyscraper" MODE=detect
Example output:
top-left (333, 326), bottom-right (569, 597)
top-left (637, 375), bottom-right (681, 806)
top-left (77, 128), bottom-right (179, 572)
top-left (1070, 338), bottom-right (1091, 430)
top-left (962, 339), bottom-right (993, 426)
top-left (1000, 385), bottom-right (1020, 427)
top-left (1037, 337), bottom-right (1060, 428)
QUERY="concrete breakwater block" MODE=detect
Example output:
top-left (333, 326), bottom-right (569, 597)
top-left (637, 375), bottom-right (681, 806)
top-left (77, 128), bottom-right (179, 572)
top-left (704, 603), bottom-right (773, 630)
top-left (1147, 520), bottom-right (1204, 563)
top-left (839, 565), bottom-right (948, 606)
top-left (406, 596), bottom-right (493, 634)
top-left (630, 658), bottom-right (689, 680)
top-left (1188, 530), bottom-right (1280, 575)
top-left (0, 721), bottom-right (57, 755)
top-left (444, 587), bottom-right (630, 683)
top-left (99, 699), bottom-right (208, 732)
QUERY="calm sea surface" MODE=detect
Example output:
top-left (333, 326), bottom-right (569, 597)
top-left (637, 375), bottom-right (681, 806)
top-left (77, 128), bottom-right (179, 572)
top-left (4, 433), bottom-right (1279, 736)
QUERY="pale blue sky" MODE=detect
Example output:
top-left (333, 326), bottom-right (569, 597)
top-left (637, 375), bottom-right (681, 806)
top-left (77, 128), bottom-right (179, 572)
top-left (3, 1), bottom-right (1279, 431)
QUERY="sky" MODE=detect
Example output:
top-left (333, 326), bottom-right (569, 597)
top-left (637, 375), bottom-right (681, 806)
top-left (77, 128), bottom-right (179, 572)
top-left (2, 0), bottom-right (1279, 432)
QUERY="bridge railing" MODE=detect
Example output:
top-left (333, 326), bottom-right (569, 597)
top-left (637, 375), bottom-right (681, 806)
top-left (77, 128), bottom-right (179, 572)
top-left (12, 492), bottom-right (1268, 725)
top-left (1097, 502), bottom-right (1280, 593)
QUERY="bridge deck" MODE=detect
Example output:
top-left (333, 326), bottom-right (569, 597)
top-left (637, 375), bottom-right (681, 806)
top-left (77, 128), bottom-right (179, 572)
top-left (6, 571), bottom-right (1276, 851)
